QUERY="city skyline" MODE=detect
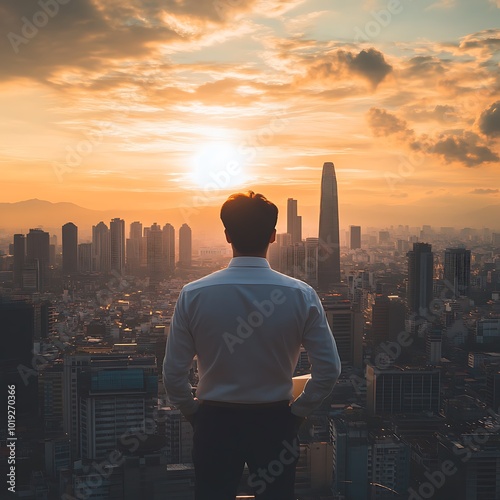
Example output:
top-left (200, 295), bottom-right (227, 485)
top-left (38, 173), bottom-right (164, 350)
top-left (1, 0), bottom-right (499, 228)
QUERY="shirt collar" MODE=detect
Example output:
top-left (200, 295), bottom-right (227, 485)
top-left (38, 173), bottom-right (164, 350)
top-left (228, 257), bottom-right (271, 268)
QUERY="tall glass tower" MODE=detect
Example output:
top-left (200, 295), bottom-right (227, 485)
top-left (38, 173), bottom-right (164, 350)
top-left (318, 162), bottom-right (341, 290)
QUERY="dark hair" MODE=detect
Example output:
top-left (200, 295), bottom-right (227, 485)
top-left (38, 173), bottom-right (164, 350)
top-left (220, 191), bottom-right (278, 254)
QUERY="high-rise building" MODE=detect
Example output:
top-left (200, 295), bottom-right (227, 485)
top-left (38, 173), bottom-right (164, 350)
top-left (163, 224), bottom-right (175, 274)
top-left (179, 224), bottom-right (192, 268)
top-left (350, 225), bottom-right (361, 250)
top-left (92, 222), bottom-right (111, 273)
top-left (110, 218), bottom-right (126, 275)
top-left (407, 243), bottom-right (433, 317)
top-left (371, 295), bottom-right (405, 344)
top-left (0, 299), bottom-right (38, 420)
top-left (331, 419), bottom-right (410, 500)
top-left (63, 353), bottom-right (157, 459)
top-left (318, 162), bottom-right (341, 290)
top-left (78, 243), bottom-right (93, 273)
top-left (444, 247), bottom-right (471, 298)
top-left (366, 364), bottom-right (440, 415)
top-left (62, 222), bottom-right (78, 274)
top-left (305, 237), bottom-right (319, 286)
top-left (147, 223), bottom-right (165, 283)
top-left (126, 221), bottom-right (143, 276)
top-left (13, 234), bottom-right (25, 289)
top-left (323, 295), bottom-right (363, 368)
top-left (287, 198), bottom-right (302, 244)
top-left (26, 228), bottom-right (50, 291)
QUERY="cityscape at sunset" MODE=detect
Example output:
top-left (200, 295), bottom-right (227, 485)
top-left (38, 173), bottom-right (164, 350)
top-left (2, 1), bottom-right (500, 500)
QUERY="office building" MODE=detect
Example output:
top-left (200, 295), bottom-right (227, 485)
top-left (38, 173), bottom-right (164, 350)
top-left (92, 222), bottom-right (111, 273)
top-left (26, 228), bottom-right (50, 291)
top-left (163, 223), bottom-right (175, 274)
top-left (179, 223), bottom-right (192, 268)
top-left (110, 218), bottom-right (126, 275)
top-left (350, 225), bottom-right (361, 250)
top-left (425, 328), bottom-right (442, 365)
top-left (287, 198), bottom-right (302, 244)
top-left (62, 222), bottom-right (78, 274)
top-left (78, 243), bottom-right (93, 273)
top-left (305, 237), bottom-right (319, 286)
top-left (0, 299), bottom-right (38, 420)
top-left (147, 223), bottom-right (165, 283)
top-left (323, 295), bottom-right (363, 368)
top-left (63, 353), bottom-right (158, 459)
top-left (366, 364), bottom-right (440, 415)
top-left (13, 233), bottom-right (25, 289)
top-left (318, 162), bottom-right (341, 289)
top-left (444, 247), bottom-right (471, 298)
top-left (126, 221), bottom-right (143, 275)
top-left (371, 295), bottom-right (405, 344)
top-left (407, 243), bottom-right (433, 317)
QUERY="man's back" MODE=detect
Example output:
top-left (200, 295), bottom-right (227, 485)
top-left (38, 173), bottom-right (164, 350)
top-left (162, 191), bottom-right (340, 500)
top-left (164, 256), bottom-right (340, 417)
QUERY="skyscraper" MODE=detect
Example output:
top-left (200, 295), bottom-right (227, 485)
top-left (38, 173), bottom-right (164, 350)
top-left (179, 224), bottom-right (192, 268)
top-left (92, 222), bottom-right (111, 273)
top-left (318, 162), bottom-right (341, 289)
top-left (26, 228), bottom-right (50, 291)
top-left (147, 223), bottom-right (164, 283)
top-left (407, 242), bottom-right (434, 317)
top-left (444, 247), bottom-right (471, 298)
top-left (287, 198), bottom-right (302, 244)
top-left (13, 234), bottom-right (25, 289)
top-left (350, 225), bottom-right (361, 250)
top-left (126, 221), bottom-right (142, 275)
top-left (163, 223), bottom-right (175, 274)
top-left (62, 222), bottom-right (78, 274)
top-left (110, 218), bottom-right (125, 275)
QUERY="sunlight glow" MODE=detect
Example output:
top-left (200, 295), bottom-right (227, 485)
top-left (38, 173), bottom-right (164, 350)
top-left (190, 141), bottom-right (248, 191)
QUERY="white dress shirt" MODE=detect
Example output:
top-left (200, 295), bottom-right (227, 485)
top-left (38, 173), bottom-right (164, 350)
top-left (163, 256), bottom-right (341, 418)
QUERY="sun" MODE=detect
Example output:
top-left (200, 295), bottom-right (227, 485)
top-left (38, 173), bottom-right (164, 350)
top-left (190, 141), bottom-right (248, 191)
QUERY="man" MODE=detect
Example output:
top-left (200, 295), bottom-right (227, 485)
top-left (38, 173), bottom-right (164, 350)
top-left (163, 191), bottom-right (341, 499)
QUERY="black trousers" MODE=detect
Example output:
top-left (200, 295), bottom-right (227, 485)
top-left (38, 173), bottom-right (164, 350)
top-left (192, 401), bottom-right (300, 500)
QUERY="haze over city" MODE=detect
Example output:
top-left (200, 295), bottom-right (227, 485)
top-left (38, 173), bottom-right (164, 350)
top-left (1, 0), bottom-right (499, 230)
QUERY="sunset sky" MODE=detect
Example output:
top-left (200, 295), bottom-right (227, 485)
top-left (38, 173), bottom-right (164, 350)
top-left (1, 0), bottom-right (500, 235)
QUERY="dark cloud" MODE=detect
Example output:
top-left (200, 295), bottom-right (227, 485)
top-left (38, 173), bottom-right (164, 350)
top-left (405, 104), bottom-right (457, 124)
top-left (367, 108), bottom-right (413, 138)
top-left (479, 101), bottom-right (500, 136)
top-left (348, 49), bottom-right (393, 88)
top-left (404, 56), bottom-right (446, 77)
top-left (470, 188), bottom-right (499, 194)
top-left (0, 0), bottom-right (180, 82)
top-left (367, 108), bottom-right (499, 168)
top-left (307, 48), bottom-right (392, 89)
top-left (432, 131), bottom-right (499, 167)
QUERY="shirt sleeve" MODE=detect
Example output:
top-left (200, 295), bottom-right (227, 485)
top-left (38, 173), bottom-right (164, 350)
top-left (163, 290), bottom-right (200, 416)
top-left (290, 289), bottom-right (341, 417)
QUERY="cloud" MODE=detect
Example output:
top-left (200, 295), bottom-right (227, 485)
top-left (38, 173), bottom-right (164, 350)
top-left (425, 0), bottom-right (456, 10)
top-left (479, 101), bottom-right (500, 136)
top-left (404, 104), bottom-right (457, 124)
top-left (306, 48), bottom-right (393, 89)
top-left (349, 49), bottom-right (393, 88)
top-left (368, 108), bottom-right (499, 167)
top-left (367, 108), bottom-right (414, 138)
top-left (432, 131), bottom-right (499, 167)
top-left (403, 56), bottom-right (446, 77)
top-left (470, 188), bottom-right (499, 194)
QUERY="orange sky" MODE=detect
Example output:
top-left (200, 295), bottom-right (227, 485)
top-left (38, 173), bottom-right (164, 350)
top-left (1, 0), bottom-right (500, 233)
